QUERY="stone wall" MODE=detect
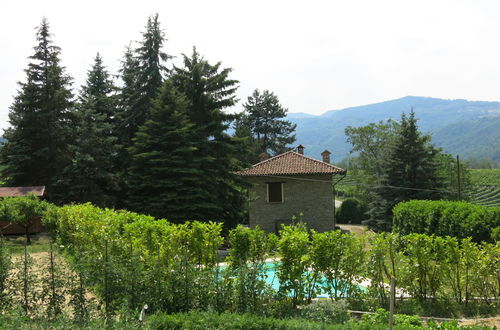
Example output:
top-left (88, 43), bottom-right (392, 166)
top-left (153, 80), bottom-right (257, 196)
top-left (247, 174), bottom-right (335, 233)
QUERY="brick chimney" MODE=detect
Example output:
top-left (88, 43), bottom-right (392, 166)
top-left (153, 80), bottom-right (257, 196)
top-left (321, 150), bottom-right (331, 163)
top-left (296, 144), bottom-right (304, 155)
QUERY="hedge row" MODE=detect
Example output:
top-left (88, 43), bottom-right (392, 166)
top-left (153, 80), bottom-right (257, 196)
top-left (39, 203), bottom-right (499, 316)
top-left (392, 200), bottom-right (499, 242)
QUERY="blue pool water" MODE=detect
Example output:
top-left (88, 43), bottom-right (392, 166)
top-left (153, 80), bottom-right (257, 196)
top-left (223, 262), bottom-right (366, 298)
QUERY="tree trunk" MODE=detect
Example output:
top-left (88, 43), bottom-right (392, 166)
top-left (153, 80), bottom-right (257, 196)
top-left (25, 225), bottom-right (31, 245)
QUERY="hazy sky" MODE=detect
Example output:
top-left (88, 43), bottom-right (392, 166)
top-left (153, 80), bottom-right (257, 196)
top-left (2, 0), bottom-right (500, 131)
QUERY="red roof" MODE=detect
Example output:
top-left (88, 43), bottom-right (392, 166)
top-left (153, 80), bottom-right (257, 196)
top-left (236, 151), bottom-right (346, 176)
top-left (0, 186), bottom-right (45, 197)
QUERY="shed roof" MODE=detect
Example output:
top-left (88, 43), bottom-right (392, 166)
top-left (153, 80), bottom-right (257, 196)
top-left (0, 186), bottom-right (45, 197)
top-left (236, 151), bottom-right (346, 177)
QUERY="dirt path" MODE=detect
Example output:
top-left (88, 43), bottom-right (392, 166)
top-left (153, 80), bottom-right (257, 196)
top-left (459, 317), bottom-right (500, 328)
top-left (8, 249), bottom-right (98, 316)
top-left (337, 224), bottom-right (372, 237)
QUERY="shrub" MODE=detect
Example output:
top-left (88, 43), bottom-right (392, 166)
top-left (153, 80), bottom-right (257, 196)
top-left (492, 226), bottom-right (500, 241)
top-left (147, 311), bottom-right (336, 329)
top-left (393, 200), bottom-right (499, 242)
top-left (300, 300), bottom-right (349, 324)
top-left (0, 195), bottom-right (52, 244)
top-left (310, 230), bottom-right (365, 301)
top-left (361, 308), bottom-right (422, 327)
top-left (336, 198), bottom-right (367, 224)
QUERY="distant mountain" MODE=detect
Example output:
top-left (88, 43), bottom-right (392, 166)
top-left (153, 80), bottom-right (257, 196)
top-left (287, 96), bottom-right (500, 162)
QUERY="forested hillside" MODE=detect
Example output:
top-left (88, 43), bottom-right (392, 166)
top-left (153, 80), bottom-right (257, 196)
top-left (287, 96), bottom-right (500, 161)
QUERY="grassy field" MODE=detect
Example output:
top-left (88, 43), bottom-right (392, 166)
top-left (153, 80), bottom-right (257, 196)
top-left (2, 232), bottom-right (52, 254)
top-left (468, 169), bottom-right (500, 207)
top-left (470, 169), bottom-right (500, 186)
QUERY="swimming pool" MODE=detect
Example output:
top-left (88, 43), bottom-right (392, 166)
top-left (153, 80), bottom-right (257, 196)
top-left (223, 261), bottom-right (366, 298)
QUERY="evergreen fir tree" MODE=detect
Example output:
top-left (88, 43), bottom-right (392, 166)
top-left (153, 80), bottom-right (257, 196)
top-left (232, 115), bottom-right (263, 166)
top-left (116, 45), bottom-right (139, 136)
top-left (171, 48), bottom-right (246, 228)
top-left (237, 89), bottom-right (296, 162)
top-left (61, 53), bottom-right (119, 206)
top-left (0, 18), bottom-right (74, 202)
top-left (127, 81), bottom-right (210, 222)
top-left (366, 110), bottom-right (444, 230)
top-left (120, 14), bottom-right (170, 149)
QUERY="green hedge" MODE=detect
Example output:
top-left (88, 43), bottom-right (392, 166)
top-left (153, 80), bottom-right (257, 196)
top-left (335, 198), bottom-right (367, 224)
top-left (393, 200), bottom-right (499, 242)
top-left (36, 203), bottom-right (498, 319)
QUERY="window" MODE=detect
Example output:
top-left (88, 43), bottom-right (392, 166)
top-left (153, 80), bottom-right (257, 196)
top-left (267, 182), bottom-right (283, 203)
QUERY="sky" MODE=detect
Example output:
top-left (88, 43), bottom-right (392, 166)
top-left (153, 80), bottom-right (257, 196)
top-left (2, 0), bottom-right (500, 131)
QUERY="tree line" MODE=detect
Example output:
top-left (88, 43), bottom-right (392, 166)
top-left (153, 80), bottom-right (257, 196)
top-left (340, 111), bottom-right (474, 231)
top-left (0, 15), bottom-right (296, 227)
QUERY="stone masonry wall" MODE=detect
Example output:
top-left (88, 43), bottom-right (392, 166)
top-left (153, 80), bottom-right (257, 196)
top-left (247, 174), bottom-right (335, 233)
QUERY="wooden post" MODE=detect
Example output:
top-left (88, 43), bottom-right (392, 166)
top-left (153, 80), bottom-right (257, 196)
top-left (389, 277), bottom-right (395, 330)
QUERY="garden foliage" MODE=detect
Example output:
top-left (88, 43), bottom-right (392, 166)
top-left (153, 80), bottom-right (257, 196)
top-left (335, 198), bottom-right (368, 224)
top-left (393, 200), bottom-right (499, 242)
top-left (0, 195), bottom-right (52, 244)
top-left (38, 203), bottom-right (500, 320)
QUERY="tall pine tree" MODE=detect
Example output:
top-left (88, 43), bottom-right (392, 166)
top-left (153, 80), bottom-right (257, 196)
top-left (171, 48), bottom-right (246, 228)
top-left (60, 53), bottom-right (120, 206)
top-left (236, 89), bottom-right (296, 163)
top-left (119, 14), bottom-right (170, 149)
top-left (366, 110), bottom-right (444, 230)
top-left (127, 81), bottom-right (211, 221)
top-left (0, 18), bottom-right (74, 202)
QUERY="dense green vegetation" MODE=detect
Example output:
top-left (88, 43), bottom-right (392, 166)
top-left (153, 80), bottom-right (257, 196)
top-left (0, 18), bottom-right (74, 202)
top-left (0, 197), bottom-right (497, 327)
top-left (0, 16), bottom-right (298, 229)
top-left (470, 169), bottom-right (500, 186)
top-left (345, 111), bottom-right (447, 230)
top-left (464, 169), bottom-right (500, 208)
top-left (393, 200), bottom-right (499, 242)
top-left (0, 309), bottom-right (492, 329)
top-left (335, 198), bottom-right (367, 224)
top-left (38, 202), bottom-right (498, 316)
top-left (0, 194), bottom-right (52, 244)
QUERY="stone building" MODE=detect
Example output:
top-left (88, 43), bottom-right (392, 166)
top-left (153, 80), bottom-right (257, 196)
top-left (236, 145), bottom-right (346, 233)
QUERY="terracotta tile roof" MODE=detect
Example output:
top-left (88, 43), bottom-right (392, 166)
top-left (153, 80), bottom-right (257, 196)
top-left (0, 186), bottom-right (45, 197)
top-left (236, 151), bottom-right (346, 176)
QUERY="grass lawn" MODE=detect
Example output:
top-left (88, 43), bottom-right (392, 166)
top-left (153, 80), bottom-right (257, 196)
top-left (2, 232), bottom-right (52, 254)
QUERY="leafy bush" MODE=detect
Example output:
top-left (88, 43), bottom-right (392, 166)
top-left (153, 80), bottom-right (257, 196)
top-left (277, 223), bottom-right (313, 305)
top-left (227, 225), bottom-right (275, 313)
top-left (300, 300), bottom-right (349, 324)
top-left (0, 195), bottom-right (52, 244)
top-left (361, 308), bottom-right (422, 327)
top-left (310, 230), bottom-right (365, 301)
top-left (336, 198), bottom-right (368, 224)
top-left (39, 203), bottom-right (499, 319)
top-left (393, 200), bottom-right (499, 242)
top-left (492, 226), bottom-right (500, 241)
top-left (147, 311), bottom-right (338, 329)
